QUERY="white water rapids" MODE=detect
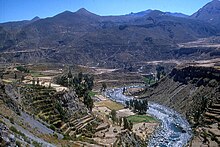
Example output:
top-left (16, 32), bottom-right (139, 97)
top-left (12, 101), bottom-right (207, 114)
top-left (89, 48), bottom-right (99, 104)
top-left (105, 87), bottom-right (192, 147)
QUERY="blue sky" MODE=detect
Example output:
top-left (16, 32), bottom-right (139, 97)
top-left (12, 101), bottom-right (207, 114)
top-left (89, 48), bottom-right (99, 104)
top-left (0, 0), bottom-right (212, 23)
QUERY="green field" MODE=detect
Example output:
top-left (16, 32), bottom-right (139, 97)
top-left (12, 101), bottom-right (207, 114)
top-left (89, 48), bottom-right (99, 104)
top-left (127, 115), bottom-right (157, 124)
top-left (95, 100), bottom-right (124, 111)
top-left (88, 91), bottom-right (97, 97)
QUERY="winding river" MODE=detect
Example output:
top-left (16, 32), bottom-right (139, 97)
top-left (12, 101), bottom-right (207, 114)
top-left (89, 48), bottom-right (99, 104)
top-left (105, 87), bottom-right (192, 147)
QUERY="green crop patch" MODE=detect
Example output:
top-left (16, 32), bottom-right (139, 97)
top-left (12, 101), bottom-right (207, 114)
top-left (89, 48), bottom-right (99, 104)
top-left (127, 115), bottom-right (157, 124)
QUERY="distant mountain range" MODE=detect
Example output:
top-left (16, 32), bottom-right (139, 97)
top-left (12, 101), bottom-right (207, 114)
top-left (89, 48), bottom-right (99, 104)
top-left (128, 10), bottom-right (188, 18)
top-left (0, 0), bottom-right (220, 67)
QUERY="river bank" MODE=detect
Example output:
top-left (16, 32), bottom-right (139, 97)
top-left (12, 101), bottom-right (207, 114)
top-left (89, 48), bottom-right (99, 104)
top-left (105, 87), bottom-right (192, 147)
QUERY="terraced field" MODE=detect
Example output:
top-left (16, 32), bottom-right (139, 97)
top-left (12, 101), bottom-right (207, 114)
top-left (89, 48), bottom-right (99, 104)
top-left (21, 85), bottom-right (64, 127)
top-left (202, 97), bottom-right (220, 145)
top-left (20, 84), bottom-right (102, 139)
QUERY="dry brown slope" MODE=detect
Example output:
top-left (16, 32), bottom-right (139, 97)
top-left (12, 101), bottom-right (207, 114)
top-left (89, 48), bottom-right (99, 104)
top-left (138, 66), bottom-right (220, 146)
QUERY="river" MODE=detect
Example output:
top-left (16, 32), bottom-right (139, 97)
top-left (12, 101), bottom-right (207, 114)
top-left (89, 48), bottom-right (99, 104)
top-left (105, 87), bottom-right (192, 147)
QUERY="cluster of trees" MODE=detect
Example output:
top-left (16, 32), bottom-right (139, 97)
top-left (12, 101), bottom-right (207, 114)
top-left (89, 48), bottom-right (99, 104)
top-left (110, 109), bottom-right (133, 131)
top-left (57, 71), bottom-right (94, 111)
top-left (156, 65), bottom-right (166, 80)
top-left (125, 99), bottom-right (148, 114)
top-left (83, 93), bottom-right (93, 111)
top-left (16, 66), bottom-right (29, 73)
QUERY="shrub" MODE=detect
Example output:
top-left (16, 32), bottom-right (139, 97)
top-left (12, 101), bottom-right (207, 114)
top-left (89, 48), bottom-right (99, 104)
top-left (16, 141), bottom-right (22, 147)
top-left (53, 133), bottom-right (58, 139)
top-left (50, 124), bottom-right (56, 131)
top-left (9, 117), bottom-right (14, 124)
top-left (208, 79), bottom-right (218, 87)
top-left (16, 66), bottom-right (29, 73)
top-left (32, 141), bottom-right (42, 147)
top-left (10, 126), bottom-right (18, 133)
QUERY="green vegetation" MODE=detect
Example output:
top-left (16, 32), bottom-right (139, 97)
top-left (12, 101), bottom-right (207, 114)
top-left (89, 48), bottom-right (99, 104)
top-left (127, 115), bottom-right (157, 124)
top-left (143, 76), bottom-right (155, 85)
top-left (16, 66), bottom-right (29, 73)
top-left (125, 99), bottom-right (148, 114)
top-left (50, 124), bottom-right (56, 131)
top-left (30, 71), bottom-right (44, 77)
top-left (9, 117), bottom-right (14, 124)
top-left (10, 126), bottom-right (18, 133)
top-left (16, 141), bottom-right (22, 147)
top-left (156, 65), bottom-right (166, 80)
top-left (123, 117), bottom-right (133, 131)
top-left (21, 85), bottom-right (66, 128)
top-left (100, 82), bottom-right (107, 92)
top-left (96, 100), bottom-right (124, 111)
top-left (10, 126), bottom-right (26, 138)
top-left (32, 141), bottom-right (42, 147)
top-left (88, 91), bottom-right (97, 97)
top-left (0, 119), bottom-right (6, 124)
top-left (63, 134), bottom-right (72, 140)
top-left (57, 71), bottom-right (94, 111)
top-left (110, 109), bottom-right (117, 124)
top-left (76, 135), bottom-right (97, 145)
top-left (83, 93), bottom-right (94, 111)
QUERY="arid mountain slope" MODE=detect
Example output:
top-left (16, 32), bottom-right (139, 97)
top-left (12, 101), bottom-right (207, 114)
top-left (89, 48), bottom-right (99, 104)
top-left (138, 66), bottom-right (220, 146)
top-left (191, 0), bottom-right (220, 29)
top-left (0, 5), bottom-right (219, 66)
top-left (140, 66), bottom-right (220, 117)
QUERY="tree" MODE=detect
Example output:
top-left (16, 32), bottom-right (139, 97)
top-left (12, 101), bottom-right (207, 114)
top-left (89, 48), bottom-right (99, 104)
top-left (129, 99), bottom-right (134, 107)
top-left (125, 101), bottom-right (130, 108)
top-left (156, 65), bottom-right (165, 80)
top-left (32, 78), bottom-right (35, 86)
top-left (110, 109), bottom-right (117, 124)
top-left (67, 69), bottom-right (72, 79)
top-left (14, 73), bottom-right (17, 79)
top-left (128, 99), bottom-right (148, 114)
top-left (78, 72), bottom-right (83, 83)
top-left (36, 78), bottom-right (40, 85)
top-left (83, 94), bottom-right (93, 111)
top-left (119, 117), bottom-right (122, 126)
top-left (49, 81), bottom-right (51, 88)
top-left (84, 74), bottom-right (94, 90)
top-left (21, 75), bottom-right (25, 81)
top-left (123, 117), bottom-right (129, 130)
top-left (123, 117), bottom-right (133, 131)
top-left (73, 77), bottom-right (79, 87)
top-left (101, 82), bottom-right (107, 92)
top-left (122, 87), bottom-right (126, 94)
top-left (128, 120), bottom-right (133, 131)
top-left (0, 73), bottom-right (3, 79)
top-left (87, 97), bottom-right (93, 112)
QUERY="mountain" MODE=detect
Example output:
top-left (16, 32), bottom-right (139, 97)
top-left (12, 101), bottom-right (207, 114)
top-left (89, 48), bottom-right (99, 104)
top-left (128, 10), bottom-right (188, 18)
top-left (31, 16), bottom-right (40, 22)
top-left (128, 9), bottom-right (153, 17)
top-left (191, 0), bottom-right (220, 28)
top-left (164, 12), bottom-right (188, 18)
top-left (0, 16), bottom-right (41, 30)
top-left (0, 5), bottom-right (219, 67)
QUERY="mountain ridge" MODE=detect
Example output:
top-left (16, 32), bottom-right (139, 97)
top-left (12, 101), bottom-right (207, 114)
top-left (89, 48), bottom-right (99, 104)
top-left (191, 0), bottom-right (220, 28)
top-left (0, 2), bottom-right (219, 67)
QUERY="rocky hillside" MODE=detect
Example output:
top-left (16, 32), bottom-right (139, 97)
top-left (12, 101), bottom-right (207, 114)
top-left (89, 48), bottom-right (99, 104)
top-left (0, 2), bottom-right (220, 67)
top-left (191, 0), bottom-right (220, 29)
top-left (138, 66), bottom-right (220, 146)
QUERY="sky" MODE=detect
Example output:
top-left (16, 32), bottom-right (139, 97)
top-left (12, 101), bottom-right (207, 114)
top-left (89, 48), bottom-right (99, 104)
top-left (0, 0), bottom-right (213, 23)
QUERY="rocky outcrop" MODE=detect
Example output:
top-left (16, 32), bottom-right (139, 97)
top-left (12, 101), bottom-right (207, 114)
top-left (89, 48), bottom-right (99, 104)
top-left (0, 81), bottom-right (20, 114)
top-left (114, 130), bottom-right (147, 147)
